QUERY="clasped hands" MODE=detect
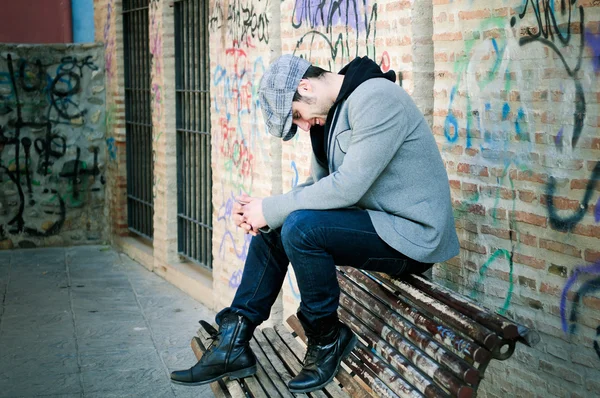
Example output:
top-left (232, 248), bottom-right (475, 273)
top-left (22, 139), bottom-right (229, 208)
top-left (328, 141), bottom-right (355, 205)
top-left (233, 194), bottom-right (267, 236)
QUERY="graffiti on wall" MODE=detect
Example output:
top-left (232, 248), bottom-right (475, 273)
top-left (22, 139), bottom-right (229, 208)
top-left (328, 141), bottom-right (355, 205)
top-left (446, 1), bottom-right (599, 308)
top-left (0, 50), bottom-right (106, 248)
top-left (291, 0), bottom-right (379, 69)
top-left (560, 261), bottom-right (600, 360)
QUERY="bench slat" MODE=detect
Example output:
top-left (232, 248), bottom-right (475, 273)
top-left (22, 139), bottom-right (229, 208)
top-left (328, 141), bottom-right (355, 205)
top-left (399, 274), bottom-right (519, 339)
top-left (273, 324), bottom-right (350, 398)
top-left (339, 307), bottom-right (451, 398)
top-left (344, 349), bottom-right (417, 398)
top-left (262, 328), bottom-right (331, 398)
top-left (192, 334), bottom-right (247, 398)
top-left (249, 338), bottom-right (292, 398)
top-left (254, 330), bottom-right (311, 397)
top-left (338, 270), bottom-right (490, 365)
top-left (364, 270), bottom-right (499, 350)
top-left (339, 292), bottom-right (479, 387)
top-left (286, 315), bottom-right (377, 398)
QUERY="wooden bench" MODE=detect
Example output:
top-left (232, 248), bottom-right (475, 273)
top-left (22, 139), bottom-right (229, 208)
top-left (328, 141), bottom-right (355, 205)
top-left (191, 267), bottom-right (539, 398)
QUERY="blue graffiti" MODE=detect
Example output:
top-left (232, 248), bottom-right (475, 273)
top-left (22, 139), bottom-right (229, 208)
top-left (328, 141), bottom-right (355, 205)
top-left (291, 160), bottom-right (299, 188)
top-left (106, 137), bottom-right (116, 161)
top-left (444, 87), bottom-right (459, 143)
top-left (287, 272), bottom-right (301, 300)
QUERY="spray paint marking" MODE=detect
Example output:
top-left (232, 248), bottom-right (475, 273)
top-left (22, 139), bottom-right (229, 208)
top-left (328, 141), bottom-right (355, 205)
top-left (560, 262), bottom-right (600, 334)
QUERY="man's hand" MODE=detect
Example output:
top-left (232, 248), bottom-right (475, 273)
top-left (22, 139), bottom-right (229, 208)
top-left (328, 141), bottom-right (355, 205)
top-left (233, 194), bottom-right (266, 236)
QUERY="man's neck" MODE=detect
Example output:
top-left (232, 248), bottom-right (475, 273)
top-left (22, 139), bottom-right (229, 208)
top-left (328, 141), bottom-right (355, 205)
top-left (324, 73), bottom-right (345, 103)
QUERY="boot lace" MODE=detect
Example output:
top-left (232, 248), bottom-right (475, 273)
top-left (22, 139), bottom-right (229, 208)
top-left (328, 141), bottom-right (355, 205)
top-left (302, 339), bottom-right (319, 366)
top-left (206, 331), bottom-right (222, 351)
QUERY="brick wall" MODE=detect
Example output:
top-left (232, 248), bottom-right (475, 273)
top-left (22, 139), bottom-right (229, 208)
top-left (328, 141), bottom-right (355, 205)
top-left (432, 1), bottom-right (600, 396)
top-left (98, 0), bottom-right (600, 395)
top-left (0, 44), bottom-right (107, 249)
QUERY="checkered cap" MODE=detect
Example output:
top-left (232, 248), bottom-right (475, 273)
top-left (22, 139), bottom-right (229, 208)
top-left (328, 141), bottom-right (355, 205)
top-left (258, 55), bottom-right (311, 141)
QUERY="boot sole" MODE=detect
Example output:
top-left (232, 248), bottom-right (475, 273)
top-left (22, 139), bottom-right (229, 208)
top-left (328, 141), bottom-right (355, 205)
top-left (170, 365), bottom-right (257, 386)
top-left (288, 333), bottom-right (358, 394)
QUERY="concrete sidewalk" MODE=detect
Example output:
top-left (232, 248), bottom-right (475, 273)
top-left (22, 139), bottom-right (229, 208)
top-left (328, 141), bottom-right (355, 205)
top-left (0, 246), bottom-right (216, 398)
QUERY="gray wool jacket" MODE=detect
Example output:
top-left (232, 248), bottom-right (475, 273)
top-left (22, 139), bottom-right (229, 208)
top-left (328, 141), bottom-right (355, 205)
top-left (262, 78), bottom-right (459, 264)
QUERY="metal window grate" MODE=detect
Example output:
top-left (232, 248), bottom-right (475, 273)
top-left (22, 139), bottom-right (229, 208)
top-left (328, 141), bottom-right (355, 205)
top-left (123, 0), bottom-right (153, 240)
top-left (175, 0), bottom-right (213, 269)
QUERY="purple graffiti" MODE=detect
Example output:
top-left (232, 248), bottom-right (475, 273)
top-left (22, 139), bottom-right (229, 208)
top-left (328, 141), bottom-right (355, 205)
top-left (292, 0), bottom-right (369, 31)
top-left (596, 198), bottom-right (600, 223)
top-left (560, 262), bottom-right (600, 334)
top-left (229, 269), bottom-right (243, 288)
top-left (585, 29), bottom-right (600, 73)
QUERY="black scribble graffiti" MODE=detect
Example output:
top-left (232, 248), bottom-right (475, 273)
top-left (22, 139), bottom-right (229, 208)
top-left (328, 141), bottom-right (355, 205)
top-left (291, 0), bottom-right (378, 69)
top-left (595, 326), bottom-right (600, 360)
top-left (513, 0), bottom-right (585, 148)
top-left (212, 0), bottom-right (270, 47)
top-left (514, 1), bottom-right (598, 232)
top-left (0, 53), bottom-right (104, 241)
top-left (547, 162), bottom-right (600, 231)
top-left (34, 122), bottom-right (67, 176)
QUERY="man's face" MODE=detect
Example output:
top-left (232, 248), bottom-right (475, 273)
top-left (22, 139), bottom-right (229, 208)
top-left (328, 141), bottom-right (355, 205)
top-left (290, 80), bottom-right (332, 132)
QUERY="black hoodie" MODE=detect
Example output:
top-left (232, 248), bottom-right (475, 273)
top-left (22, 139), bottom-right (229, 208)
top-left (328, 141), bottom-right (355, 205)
top-left (309, 57), bottom-right (397, 169)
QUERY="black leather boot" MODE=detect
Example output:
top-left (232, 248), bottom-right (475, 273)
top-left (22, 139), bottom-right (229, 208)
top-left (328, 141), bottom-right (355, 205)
top-left (170, 312), bottom-right (257, 385)
top-left (288, 312), bottom-right (357, 393)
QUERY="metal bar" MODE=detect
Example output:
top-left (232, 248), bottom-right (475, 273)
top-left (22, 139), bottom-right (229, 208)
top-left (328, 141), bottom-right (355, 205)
top-left (177, 213), bottom-right (212, 229)
top-left (367, 271), bottom-right (499, 351)
top-left (339, 291), bottom-right (479, 387)
top-left (403, 275), bottom-right (519, 340)
top-left (338, 269), bottom-right (491, 365)
top-left (338, 307), bottom-right (451, 398)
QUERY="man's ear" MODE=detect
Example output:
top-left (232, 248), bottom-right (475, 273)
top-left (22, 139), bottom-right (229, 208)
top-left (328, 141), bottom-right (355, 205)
top-left (297, 79), bottom-right (312, 95)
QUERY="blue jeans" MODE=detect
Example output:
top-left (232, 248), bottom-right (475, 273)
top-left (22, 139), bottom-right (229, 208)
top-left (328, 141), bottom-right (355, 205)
top-left (217, 209), bottom-right (432, 326)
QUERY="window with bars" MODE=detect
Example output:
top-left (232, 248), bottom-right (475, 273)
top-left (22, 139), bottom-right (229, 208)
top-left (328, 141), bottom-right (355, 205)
top-left (123, 0), bottom-right (153, 240)
top-left (175, 0), bottom-right (213, 269)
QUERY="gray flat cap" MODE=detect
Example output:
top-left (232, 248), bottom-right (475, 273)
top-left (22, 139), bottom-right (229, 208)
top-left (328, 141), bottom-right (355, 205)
top-left (258, 55), bottom-right (311, 141)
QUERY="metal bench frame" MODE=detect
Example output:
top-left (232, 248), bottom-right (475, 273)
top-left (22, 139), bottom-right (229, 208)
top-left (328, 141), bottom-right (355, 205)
top-left (191, 267), bottom-right (539, 398)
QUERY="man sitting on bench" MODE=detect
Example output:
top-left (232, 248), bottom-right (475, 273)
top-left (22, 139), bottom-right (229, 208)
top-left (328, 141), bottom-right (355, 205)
top-left (170, 54), bottom-right (459, 393)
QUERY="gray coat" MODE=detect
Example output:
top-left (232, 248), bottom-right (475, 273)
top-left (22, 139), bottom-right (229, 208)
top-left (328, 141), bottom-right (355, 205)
top-left (262, 78), bottom-right (459, 264)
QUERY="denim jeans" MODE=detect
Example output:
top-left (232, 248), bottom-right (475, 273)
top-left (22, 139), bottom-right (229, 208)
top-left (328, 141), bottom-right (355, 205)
top-left (217, 208), bottom-right (432, 326)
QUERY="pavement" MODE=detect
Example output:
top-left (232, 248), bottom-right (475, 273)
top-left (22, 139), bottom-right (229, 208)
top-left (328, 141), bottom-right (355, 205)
top-left (0, 246), bottom-right (217, 398)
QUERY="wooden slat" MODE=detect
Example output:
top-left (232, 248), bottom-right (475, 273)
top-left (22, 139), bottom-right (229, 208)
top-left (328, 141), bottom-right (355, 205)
top-left (399, 274), bottom-right (519, 339)
top-left (287, 315), bottom-right (377, 398)
top-left (339, 292), bottom-right (479, 388)
top-left (274, 324), bottom-right (350, 398)
top-left (338, 271), bottom-right (490, 365)
top-left (362, 270), bottom-right (498, 350)
top-left (253, 330), bottom-right (311, 398)
top-left (196, 327), bottom-right (247, 398)
top-left (339, 308), bottom-right (449, 398)
top-left (262, 327), bottom-right (329, 398)
top-left (242, 370), bottom-right (269, 398)
top-left (343, 350), bottom-right (417, 398)
top-left (250, 337), bottom-right (293, 398)
top-left (190, 337), bottom-right (230, 398)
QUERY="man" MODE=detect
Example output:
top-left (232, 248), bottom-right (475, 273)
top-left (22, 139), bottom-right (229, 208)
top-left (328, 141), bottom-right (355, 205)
top-left (170, 55), bottom-right (459, 393)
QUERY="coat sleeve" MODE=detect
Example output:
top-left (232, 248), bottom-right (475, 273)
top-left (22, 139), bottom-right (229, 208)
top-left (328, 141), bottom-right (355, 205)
top-left (262, 79), bottom-right (410, 229)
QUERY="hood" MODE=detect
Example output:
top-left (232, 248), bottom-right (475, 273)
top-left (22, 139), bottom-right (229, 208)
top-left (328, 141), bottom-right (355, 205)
top-left (310, 57), bottom-right (396, 168)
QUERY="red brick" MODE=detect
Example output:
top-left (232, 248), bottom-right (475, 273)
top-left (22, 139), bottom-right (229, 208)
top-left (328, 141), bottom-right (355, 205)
top-left (518, 190), bottom-right (537, 203)
top-left (449, 179), bottom-right (461, 190)
top-left (539, 239), bottom-right (582, 258)
top-left (571, 178), bottom-right (600, 192)
top-left (457, 163), bottom-right (470, 174)
top-left (518, 275), bottom-right (537, 290)
top-left (481, 225), bottom-right (511, 239)
top-left (540, 195), bottom-right (583, 211)
top-left (460, 240), bottom-right (487, 255)
top-left (462, 182), bottom-right (478, 195)
top-left (583, 296), bottom-right (600, 311)
top-left (518, 232), bottom-right (538, 247)
top-left (572, 224), bottom-right (600, 238)
top-left (540, 282), bottom-right (562, 297)
top-left (585, 249), bottom-right (600, 263)
top-left (512, 211), bottom-right (548, 227)
top-left (514, 253), bottom-right (546, 269)
top-left (458, 9), bottom-right (491, 20)
top-left (516, 170), bottom-right (548, 184)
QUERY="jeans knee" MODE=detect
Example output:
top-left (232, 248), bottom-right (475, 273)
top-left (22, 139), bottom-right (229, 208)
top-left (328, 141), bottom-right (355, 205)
top-left (281, 210), bottom-right (320, 248)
